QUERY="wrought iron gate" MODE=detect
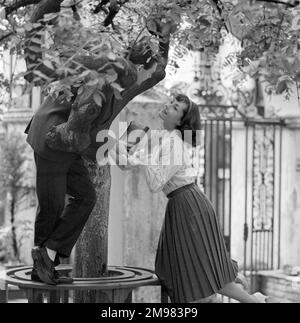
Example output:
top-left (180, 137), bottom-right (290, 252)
top-left (197, 105), bottom-right (238, 255)
top-left (196, 105), bottom-right (285, 290)
top-left (201, 117), bottom-right (233, 253)
top-left (243, 120), bottom-right (284, 290)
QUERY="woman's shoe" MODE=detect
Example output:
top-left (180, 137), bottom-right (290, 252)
top-left (253, 292), bottom-right (269, 303)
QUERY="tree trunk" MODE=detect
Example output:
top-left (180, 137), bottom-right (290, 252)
top-left (73, 161), bottom-right (111, 303)
top-left (10, 194), bottom-right (19, 261)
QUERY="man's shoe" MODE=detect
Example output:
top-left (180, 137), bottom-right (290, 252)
top-left (31, 267), bottom-right (43, 283)
top-left (31, 265), bottom-right (73, 284)
top-left (54, 270), bottom-right (74, 284)
top-left (53, 254), bottom-right (74, 284)
top-left (31, 247), bottom-right (57, 285)
top-left (54, 255), bottom-right (60, 267)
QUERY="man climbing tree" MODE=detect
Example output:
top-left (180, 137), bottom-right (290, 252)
top-left (1, 0), bottom-right (182, 289)
top-left (21, 0), bottom-right (176, 286)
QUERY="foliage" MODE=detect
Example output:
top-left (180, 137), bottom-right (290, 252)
top-left (0, 0), bottom-right (300, 101)
top-left (0, 226), bottom-right (14, 262)
top-left (0, 133), bottom-right (27, 189)
top-left (0, 72), bottom-right (9, 110)
top-left (223, 0), bottom-right (300, 98)
top-left (0, 132), bottom-right (32, 261)
top-left (0, 0), bottom-right (224, 104)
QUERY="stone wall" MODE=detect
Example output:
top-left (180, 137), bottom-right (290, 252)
top-left (256, 271), bottom-right (300, 303)
top-left (279, 120), bottom-right (300, 268)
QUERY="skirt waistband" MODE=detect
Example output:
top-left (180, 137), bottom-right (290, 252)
top-left (167, 183), bottom-right (197, 199)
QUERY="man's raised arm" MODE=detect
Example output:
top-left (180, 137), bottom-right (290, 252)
top-left (117, 23), bottom-right (173, 110)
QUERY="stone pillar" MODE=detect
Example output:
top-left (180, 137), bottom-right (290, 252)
top-left (279, 118), bottom-right (300, 267)
top-left (230, 122), bottom-right (247, 267)
top-left (108, 114), bottom-right (125, 266)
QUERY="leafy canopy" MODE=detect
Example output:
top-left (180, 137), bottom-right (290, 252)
top-left (0, 0), bottom-right (299, 102)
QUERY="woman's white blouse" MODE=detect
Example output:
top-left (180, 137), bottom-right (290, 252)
top-left (109, 129), bottom-right (197, 196)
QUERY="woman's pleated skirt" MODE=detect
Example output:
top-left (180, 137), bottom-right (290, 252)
top-left (155, 183), bottom-right (238, 303)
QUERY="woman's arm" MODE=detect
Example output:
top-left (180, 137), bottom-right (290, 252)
top-left (141, 135), bottom-right (184, 193)
top-left (110, 132), bottom-right (185, 194)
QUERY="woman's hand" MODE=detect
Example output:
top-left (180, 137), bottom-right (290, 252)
top-left (117, 140), bottom-right (130, 156)
top-left (129, 148), bottom-right (151, 166)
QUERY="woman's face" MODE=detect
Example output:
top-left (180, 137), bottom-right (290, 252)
top-left (159, 98), bottom-right (188, 130)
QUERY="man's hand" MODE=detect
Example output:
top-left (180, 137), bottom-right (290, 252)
top-left (147, 14), bottom-right (179, 40)
top-left (118, 140), bottom-right (131, 155)
top-left (161, 21), bottom-right (179, 38)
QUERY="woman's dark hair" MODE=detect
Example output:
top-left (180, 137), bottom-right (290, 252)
top-left (175, 94), bottom-right (201, 147)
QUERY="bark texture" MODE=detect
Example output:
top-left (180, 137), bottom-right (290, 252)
top-left (73, 162), bottom-right (111, 303)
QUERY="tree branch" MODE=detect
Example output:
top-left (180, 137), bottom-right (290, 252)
top-left (5, 0), bottom-right (42, 16)
top-left (71, 4), bottom-right (80, 21)
top-left (104, 0), bottom-right (129, 27)
top-left (115, 36), bottom-right (170, 110)
top-left (24, 0), bottom-right (64, 83)
top-left (93, 0), bottom-right (110, 14)
top-left (94, 0), bottom-right (130, 27)
top-left (23, 0), bottom-right (127, 83)
top-left (29, 0), bottom-right (63, 23)
top-left (256, 0), bottom-right (300, 8)
top-left (0, 31), bottom-right (13, 42)
top-left (210, 0), bottom-right (224, 16)
top-left (209, 0), bottom-right (300, 18)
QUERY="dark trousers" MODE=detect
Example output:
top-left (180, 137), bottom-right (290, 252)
top-left (34, 153), bottom-right (97, 257)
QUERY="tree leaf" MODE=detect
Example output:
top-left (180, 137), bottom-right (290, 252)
top-left (76, 85), bottom-right (95, 105)
top-left (28, 46), bottom-right (43, 53)
top-left (79, 70), bottom-right (91, 78)
top-left (113, 87), bottom-right (122, 100)
top-left (24, 23), bottom-right (33, 32)
top-left (111, 82), bottom-right (124, 92)
top-left (43, 12), bottom-right (59, 22)
top-left (90, 44), bottom-right (105, 52)
top-left (113, 61), bottom-right (125, 70)
top-left (0, 7), bottom-right (6, 20)
top-left (107, 52), bottom-right (117, 61)
top-left (93, 92), bottom-right (103, 106)
top-left (33, 70), bottom-right (51, 80)
top-left (30, 37), bottom-right (43, 45)
top-left (97, 78), bottom-right (105, 89)
top-left (86, 79), bottom-right (99, 86)
top-left (43, 60), bottom-right (54, 70)
top-left (198, 17), bottom-right (211, 27)
top-left (276, 80), bottom-right (288, 94)
top-left (77, 86), bottom-right (84, 96)
top-left (105, 69), bottom-right (118, 83)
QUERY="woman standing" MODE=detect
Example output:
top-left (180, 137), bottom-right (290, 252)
top-left (110, 94), bottom-right (268, 303)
